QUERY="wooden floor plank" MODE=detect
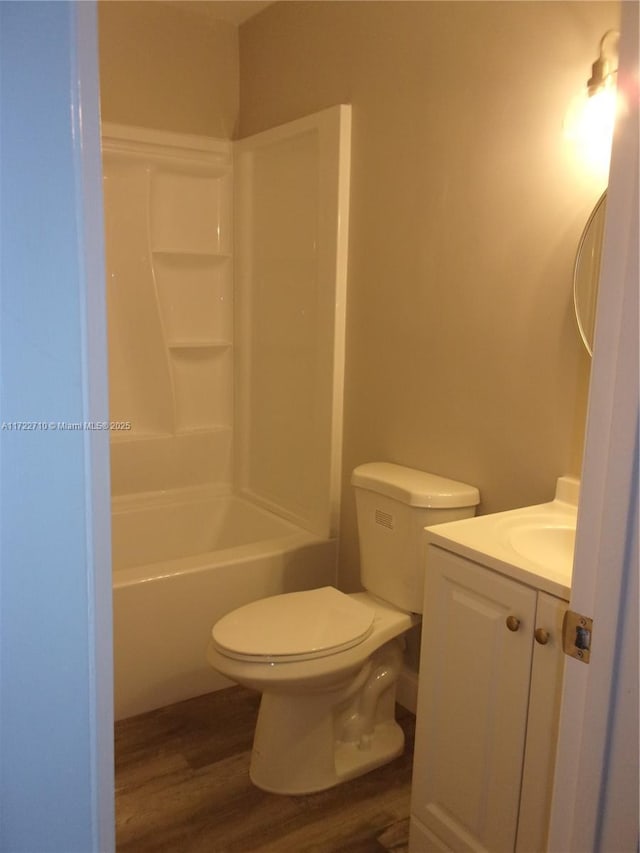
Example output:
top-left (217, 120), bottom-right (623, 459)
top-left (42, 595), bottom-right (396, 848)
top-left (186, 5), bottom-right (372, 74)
top-left (115, 686), bottom-right (414, 853)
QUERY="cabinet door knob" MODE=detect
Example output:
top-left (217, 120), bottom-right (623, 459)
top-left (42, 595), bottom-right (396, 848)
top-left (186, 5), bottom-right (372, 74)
top-left (534, 628), bottom-right (550, 645)
top-left (506, 615), bottom-right (520, 632)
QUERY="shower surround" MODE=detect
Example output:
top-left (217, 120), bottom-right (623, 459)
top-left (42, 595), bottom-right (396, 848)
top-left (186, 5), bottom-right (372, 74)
top-left (104, 125), bottom-right (234, 496)
top-left (104, 109), bottom-right (351, 719)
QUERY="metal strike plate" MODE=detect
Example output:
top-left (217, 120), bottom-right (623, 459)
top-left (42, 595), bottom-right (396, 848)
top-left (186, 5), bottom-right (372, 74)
top-left (563, 610), bottom-right (593, 663)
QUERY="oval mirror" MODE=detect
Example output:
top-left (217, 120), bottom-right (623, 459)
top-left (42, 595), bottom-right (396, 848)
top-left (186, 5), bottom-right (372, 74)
top-left (573, 191), bottom-right (606, 356)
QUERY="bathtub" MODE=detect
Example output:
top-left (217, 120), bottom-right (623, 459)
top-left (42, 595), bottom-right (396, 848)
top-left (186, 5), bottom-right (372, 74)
top-left (112, 487), bottom-right (337, 720)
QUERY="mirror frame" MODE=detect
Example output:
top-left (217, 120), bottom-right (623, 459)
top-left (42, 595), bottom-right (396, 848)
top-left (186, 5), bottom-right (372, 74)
top-left (573, 190), bottom-right (607, 357)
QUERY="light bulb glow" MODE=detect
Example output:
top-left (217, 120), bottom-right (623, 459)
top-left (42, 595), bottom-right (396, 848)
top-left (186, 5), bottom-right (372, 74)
top-left (564, 78), bottom-right (620, 178)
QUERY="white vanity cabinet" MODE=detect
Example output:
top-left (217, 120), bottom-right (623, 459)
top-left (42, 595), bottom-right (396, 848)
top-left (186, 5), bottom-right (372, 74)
top-left (409, 544), bottom-right (567, 853)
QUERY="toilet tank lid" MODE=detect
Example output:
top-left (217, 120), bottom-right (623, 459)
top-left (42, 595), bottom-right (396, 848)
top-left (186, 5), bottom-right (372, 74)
top-left (351, 462), bottom-right (480, 509)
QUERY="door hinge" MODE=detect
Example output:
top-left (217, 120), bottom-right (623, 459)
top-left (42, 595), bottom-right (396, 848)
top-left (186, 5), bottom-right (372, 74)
top-left (563, 610), bottom-right (593, 663)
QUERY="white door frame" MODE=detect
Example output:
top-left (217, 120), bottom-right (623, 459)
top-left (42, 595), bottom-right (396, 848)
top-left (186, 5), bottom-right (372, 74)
top-left (0, 2), bottom-right (114, 850)
top-left (548, 3), bottom-right (639, 850)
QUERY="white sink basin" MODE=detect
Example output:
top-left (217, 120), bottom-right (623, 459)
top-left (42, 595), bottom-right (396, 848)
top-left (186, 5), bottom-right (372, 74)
top-left (495, 507), bottom-right (577, 581)
top-left (508, 523), bottom-right (576, 572)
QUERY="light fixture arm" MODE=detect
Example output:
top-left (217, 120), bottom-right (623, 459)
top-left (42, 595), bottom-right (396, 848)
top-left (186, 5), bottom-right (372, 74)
top-left (587, 29), bottom-right (620, 96)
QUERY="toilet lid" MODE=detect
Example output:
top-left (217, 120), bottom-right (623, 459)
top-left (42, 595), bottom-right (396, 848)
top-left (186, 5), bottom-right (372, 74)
top-left (211, 587), bottom-right (375, 663)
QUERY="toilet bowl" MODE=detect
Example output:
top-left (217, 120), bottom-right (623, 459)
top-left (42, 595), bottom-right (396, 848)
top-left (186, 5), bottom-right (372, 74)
top-left (208, 463), bottom-right (479, 795)
top-left (208, 587), bottom-right (419, 793)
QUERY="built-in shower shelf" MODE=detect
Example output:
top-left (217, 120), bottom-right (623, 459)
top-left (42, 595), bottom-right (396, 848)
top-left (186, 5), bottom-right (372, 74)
top-left (167, 340), bottom-right (232, 351)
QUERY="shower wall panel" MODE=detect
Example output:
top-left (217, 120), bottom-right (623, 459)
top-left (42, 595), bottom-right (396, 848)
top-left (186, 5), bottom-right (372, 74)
top-left (102, 125), bottom-right (233, 496)
top-left (235, 106), bottom-right (351, 538)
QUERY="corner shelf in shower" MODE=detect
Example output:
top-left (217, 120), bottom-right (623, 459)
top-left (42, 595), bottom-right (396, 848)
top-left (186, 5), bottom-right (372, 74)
top-left (154, 247), bottom-right (233, 358)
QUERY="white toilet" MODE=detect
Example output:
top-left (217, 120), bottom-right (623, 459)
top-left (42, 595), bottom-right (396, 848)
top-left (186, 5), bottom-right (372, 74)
top-left (207, 462), bottom-right (479, 794)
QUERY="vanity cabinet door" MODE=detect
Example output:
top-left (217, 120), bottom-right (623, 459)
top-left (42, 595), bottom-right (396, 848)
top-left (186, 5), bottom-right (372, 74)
top-left (410, 547), bottom-right (537, 853)
top-left (515, 592), bottom-right (567, 853)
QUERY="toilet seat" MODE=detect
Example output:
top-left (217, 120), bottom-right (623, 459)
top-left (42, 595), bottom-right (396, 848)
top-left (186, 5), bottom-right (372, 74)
top-left (212, 586), bottom-right (375, 663)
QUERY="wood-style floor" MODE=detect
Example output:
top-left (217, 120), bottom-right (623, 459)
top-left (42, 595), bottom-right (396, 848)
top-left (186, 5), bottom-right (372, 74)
top-left (115, 686), bottom-right (415, 852)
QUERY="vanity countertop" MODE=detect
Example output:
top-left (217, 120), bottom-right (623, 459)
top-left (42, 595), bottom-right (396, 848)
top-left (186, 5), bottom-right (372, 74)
top-left (424, 477), bottom-right (579, 600)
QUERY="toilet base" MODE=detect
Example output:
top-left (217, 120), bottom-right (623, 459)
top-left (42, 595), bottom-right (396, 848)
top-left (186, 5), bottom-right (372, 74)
top-left (249, 639), bottom-right (406, 795)
top-left (335, 719), bottom-right (405, 781)
top-left (251, 718), bottom-right (405, 795)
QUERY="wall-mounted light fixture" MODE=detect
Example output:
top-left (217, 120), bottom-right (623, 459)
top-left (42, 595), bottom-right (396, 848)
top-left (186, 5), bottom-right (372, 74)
top-left (564, 29), bottom-right (621, 178)
top-left (587, 29), bottom-right (619, 96)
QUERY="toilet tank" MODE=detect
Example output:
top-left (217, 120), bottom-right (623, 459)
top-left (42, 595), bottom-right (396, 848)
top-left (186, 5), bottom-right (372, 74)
top-left (351, 463), bottom-right (480, 613)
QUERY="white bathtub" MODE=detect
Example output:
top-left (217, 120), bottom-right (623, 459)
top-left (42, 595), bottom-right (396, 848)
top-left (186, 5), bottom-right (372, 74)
top-left (112, 488), bottom-right (337, 720)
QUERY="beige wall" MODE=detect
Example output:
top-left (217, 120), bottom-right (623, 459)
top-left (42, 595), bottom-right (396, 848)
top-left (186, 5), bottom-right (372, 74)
top-left (239, 1), bottom-right (618, 590)
top-left (98, 1), bottom-right (239, 137)
top-left (97, 0), bottom-right (618, 592)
